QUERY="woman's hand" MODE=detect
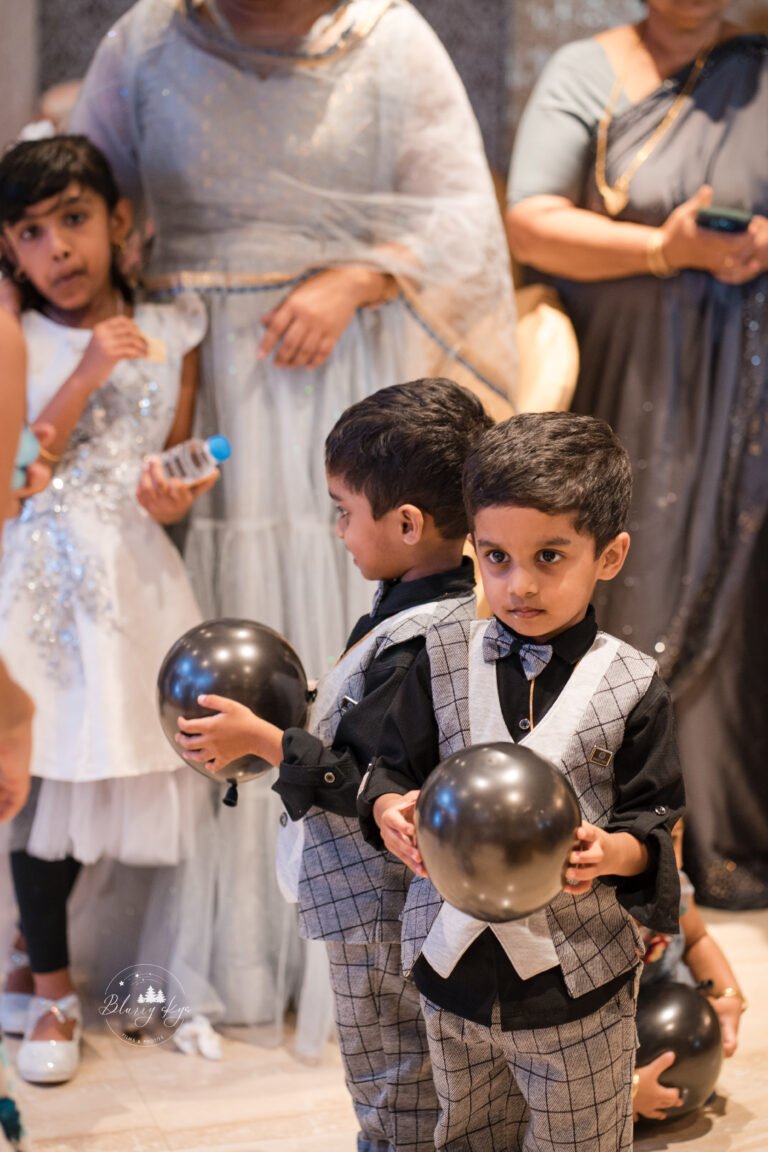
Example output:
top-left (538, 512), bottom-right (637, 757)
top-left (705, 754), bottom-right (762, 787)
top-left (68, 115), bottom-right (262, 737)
top-left (136, 456), bottom-right (218, 524)
top-left (634, 1053), bottom-right (684, 1121)
top-left (747, 214), bottom-right (768, 277)
top-left (75, 316), bottom-right (150, 392)
top-left (661, 186), bottom-right (761, 284)
top-left (258, 266), bottom-right (393, 369)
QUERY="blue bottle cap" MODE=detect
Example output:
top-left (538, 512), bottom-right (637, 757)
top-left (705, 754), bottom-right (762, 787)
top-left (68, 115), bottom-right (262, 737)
top-left (206, 435), bottom-right (232, 463)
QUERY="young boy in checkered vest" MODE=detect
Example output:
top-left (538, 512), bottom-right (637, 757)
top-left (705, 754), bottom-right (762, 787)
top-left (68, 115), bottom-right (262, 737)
top-left (359, 412), bottom-right (685, 1152)
top-left (177, 378), bottom-right (493, 1152)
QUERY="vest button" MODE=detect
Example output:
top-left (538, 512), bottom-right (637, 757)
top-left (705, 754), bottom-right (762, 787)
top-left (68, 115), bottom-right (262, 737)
top-left (324, 771), bottom-right (336, 784)
top-left (279, 812), bottom-right (288, 827)
top-left (518, 718), bottom-right (531, 731)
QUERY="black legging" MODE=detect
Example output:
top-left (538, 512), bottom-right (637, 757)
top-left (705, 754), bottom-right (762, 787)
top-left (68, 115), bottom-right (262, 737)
top-left (10, 851), bottom-right (81, 974)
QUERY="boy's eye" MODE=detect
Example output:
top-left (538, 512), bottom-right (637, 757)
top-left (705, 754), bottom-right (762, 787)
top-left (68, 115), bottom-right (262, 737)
top-left (335, 506), bottom-right (349, 521)
top-left (18, 225), bottom-right (39, 242)
top-left (537, 550), bottom-right (562, 564)
top-left (63, 212), bottom-right (87, 226)
top-left (485, 549), bottom-right (508, 565)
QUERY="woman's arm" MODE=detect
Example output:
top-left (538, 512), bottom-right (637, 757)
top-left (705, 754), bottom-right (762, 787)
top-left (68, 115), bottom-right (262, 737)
top-left (507, 188), bottom-right (762, 284)
top-left (0, 310), bottom-right (26, 510)
top-left (0, 311), bottom-right (34, 821)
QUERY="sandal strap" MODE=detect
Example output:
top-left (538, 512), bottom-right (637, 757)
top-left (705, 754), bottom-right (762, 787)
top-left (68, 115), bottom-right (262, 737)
top-left (32, 992), bottom-right (81, 1024)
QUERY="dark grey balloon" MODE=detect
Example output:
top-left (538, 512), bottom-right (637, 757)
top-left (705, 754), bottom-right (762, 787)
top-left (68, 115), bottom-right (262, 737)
top-left (157, 619), bottom-right (309, 804)
top-left (636, 982), bottom-right (723, 1119)
top-left (415, 742), bottom-right (581, 922)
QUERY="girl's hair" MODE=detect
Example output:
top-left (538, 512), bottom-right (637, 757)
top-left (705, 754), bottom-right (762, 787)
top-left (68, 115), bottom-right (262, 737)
top-left (0, 134), bottom-right (133, 309)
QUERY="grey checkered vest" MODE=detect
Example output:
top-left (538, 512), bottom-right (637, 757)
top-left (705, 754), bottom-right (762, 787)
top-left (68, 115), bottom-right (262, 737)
top-left (297, 590), bottom-right (476, 943)
top-left (401, 617), bottom-right (657, 997)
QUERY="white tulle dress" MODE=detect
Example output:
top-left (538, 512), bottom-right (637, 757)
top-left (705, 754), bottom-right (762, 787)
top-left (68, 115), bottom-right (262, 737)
top-left (0, 297), bottom-right (207, 867)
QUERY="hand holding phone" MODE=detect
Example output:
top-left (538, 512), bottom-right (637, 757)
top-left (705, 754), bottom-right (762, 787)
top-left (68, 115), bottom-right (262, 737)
top-left (696, 206), bottom-right (753, 234)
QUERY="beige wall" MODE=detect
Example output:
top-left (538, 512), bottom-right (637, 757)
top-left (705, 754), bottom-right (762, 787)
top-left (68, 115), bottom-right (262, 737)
top-left (0, 0), bottom-right (38, 148)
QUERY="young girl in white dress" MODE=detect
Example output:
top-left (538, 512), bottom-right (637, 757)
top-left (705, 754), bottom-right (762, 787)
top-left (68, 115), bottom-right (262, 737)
top-left (0, 136), bottom-right (213, 1085)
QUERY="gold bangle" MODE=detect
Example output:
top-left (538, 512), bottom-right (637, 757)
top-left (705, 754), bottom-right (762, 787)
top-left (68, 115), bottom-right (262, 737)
top-left (631, 1072), bottom-right (641, 1101)
top-left (714, 986), bottom-right (748, 1013)
top-left (37, 444), bottom-right (61, 464)
top-left (646, 231), bottom-right (677, 279)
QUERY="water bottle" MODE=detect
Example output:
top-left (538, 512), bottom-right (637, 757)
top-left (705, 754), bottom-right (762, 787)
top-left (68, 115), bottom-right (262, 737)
top-left (13, 426), bottom-right (40, 490)
top-left (157, 435), bottom-right (232, 484)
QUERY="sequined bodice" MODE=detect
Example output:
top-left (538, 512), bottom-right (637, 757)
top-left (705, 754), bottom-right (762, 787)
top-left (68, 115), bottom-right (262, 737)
top-left (1, 300), bottom-right (205, 685)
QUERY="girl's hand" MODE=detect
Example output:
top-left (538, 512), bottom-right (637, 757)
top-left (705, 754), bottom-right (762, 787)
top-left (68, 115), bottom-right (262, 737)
top-left (374, 792), bottom-right (425, 875)
top-left (709, 993), bottom-right (742, 1057)
top-left (634, 1053), bottom-right (684, 1121)
top-left (563, 822), bottom-right (607, 894)
top-left (258, 266), bottom-right (392, 369)
top-left (176, 695), bottom-right (283, 770)
top-left (661, 186), bottom-right (761, 284)
top-left (75, 316), bottom-right (150, 391)
top-left (136, 456), bottom-right (218, 524)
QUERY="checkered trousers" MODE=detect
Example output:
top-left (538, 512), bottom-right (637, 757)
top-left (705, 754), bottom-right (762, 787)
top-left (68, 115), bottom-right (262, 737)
top-left (421, 978), bottom-right (638, 1151)
top-left (327, 940), bottom-right (439, 1152)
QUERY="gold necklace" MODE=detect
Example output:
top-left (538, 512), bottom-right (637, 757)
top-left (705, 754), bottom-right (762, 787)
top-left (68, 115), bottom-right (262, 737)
top-left (595, 35), bottom-right (713, 217)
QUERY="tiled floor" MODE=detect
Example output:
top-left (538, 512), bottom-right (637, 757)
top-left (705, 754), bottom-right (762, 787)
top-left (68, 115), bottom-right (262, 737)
top-left (7, 909), bottom-right (767, 1151)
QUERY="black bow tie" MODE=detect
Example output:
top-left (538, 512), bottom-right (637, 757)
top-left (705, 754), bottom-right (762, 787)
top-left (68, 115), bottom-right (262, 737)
top-left (483, 627), bottom-right (554, 681)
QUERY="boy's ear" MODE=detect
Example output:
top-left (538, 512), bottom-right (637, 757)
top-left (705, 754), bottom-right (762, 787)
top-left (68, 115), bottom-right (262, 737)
top-left (109, 197), bottom-right (133, 247)
top-left (596, 531), bottom-right (630, 581)
top-left (398, 503), bottom-right (425, 545)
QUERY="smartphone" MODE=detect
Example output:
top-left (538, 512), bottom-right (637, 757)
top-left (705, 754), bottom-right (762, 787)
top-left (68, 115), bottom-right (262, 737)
top-left (696, 206), bottom-right (752, 234)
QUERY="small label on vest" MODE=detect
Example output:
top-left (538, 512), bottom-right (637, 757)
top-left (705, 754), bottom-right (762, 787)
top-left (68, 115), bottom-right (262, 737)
top-left (588, 745), bottom-right (614, 768)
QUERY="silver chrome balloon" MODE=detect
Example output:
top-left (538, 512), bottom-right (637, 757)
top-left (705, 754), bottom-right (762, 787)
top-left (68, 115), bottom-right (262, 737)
top-left (415, 742), bottom-right (581, 921)
top-left (157, 618), bottom-right (309, 806)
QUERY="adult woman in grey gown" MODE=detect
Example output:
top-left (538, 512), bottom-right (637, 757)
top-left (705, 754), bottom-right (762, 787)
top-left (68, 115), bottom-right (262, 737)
top-left (72, 0), bottom-right (516, 1034)
top-left (507, 1), bottom-right (768, 909)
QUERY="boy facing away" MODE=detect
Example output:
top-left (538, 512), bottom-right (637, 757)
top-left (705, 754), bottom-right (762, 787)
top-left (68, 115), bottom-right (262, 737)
top-left (176, 378), bottom-right (493, 1152)
top-left (359, 412), bottom-right (685, 1152)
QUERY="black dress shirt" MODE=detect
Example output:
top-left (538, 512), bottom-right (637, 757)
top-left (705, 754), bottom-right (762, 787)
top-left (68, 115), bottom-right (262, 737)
top-left (357, 608), bottom-right (685, 1030)
top-left (272, 557), bottom-right (476, 821)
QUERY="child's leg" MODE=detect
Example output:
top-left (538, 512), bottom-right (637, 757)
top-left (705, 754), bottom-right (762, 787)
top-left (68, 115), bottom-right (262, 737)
top-left (502, 982), bottom-right (637, 1152)
top-left (421, 995), bottom-right (528, 1151)
top-left (327, 941), bottom-right (438, 1152)
top-left (10, 850), bottom-right (81, 1027)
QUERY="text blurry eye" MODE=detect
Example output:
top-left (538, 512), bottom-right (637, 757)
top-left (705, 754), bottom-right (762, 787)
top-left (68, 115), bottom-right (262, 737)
top-left (487, 550), bottom-right (507, 565)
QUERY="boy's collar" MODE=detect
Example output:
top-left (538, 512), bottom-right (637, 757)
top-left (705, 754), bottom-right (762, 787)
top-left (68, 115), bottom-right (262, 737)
top-left (493, 605), bottom-right (597, 666)
top-left (371, 556), bottom-right (475, 617)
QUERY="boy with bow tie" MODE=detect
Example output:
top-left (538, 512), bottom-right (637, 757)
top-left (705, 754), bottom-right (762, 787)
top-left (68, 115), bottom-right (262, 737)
top-left (359, 412), bottom-right (685, 1152)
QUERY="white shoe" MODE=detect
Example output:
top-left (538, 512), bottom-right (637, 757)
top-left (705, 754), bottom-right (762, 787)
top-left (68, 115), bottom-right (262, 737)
top-left (16, 993), bottom-right (82, 1084)
top-left (0, 950), bottom-right (33, 1035)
